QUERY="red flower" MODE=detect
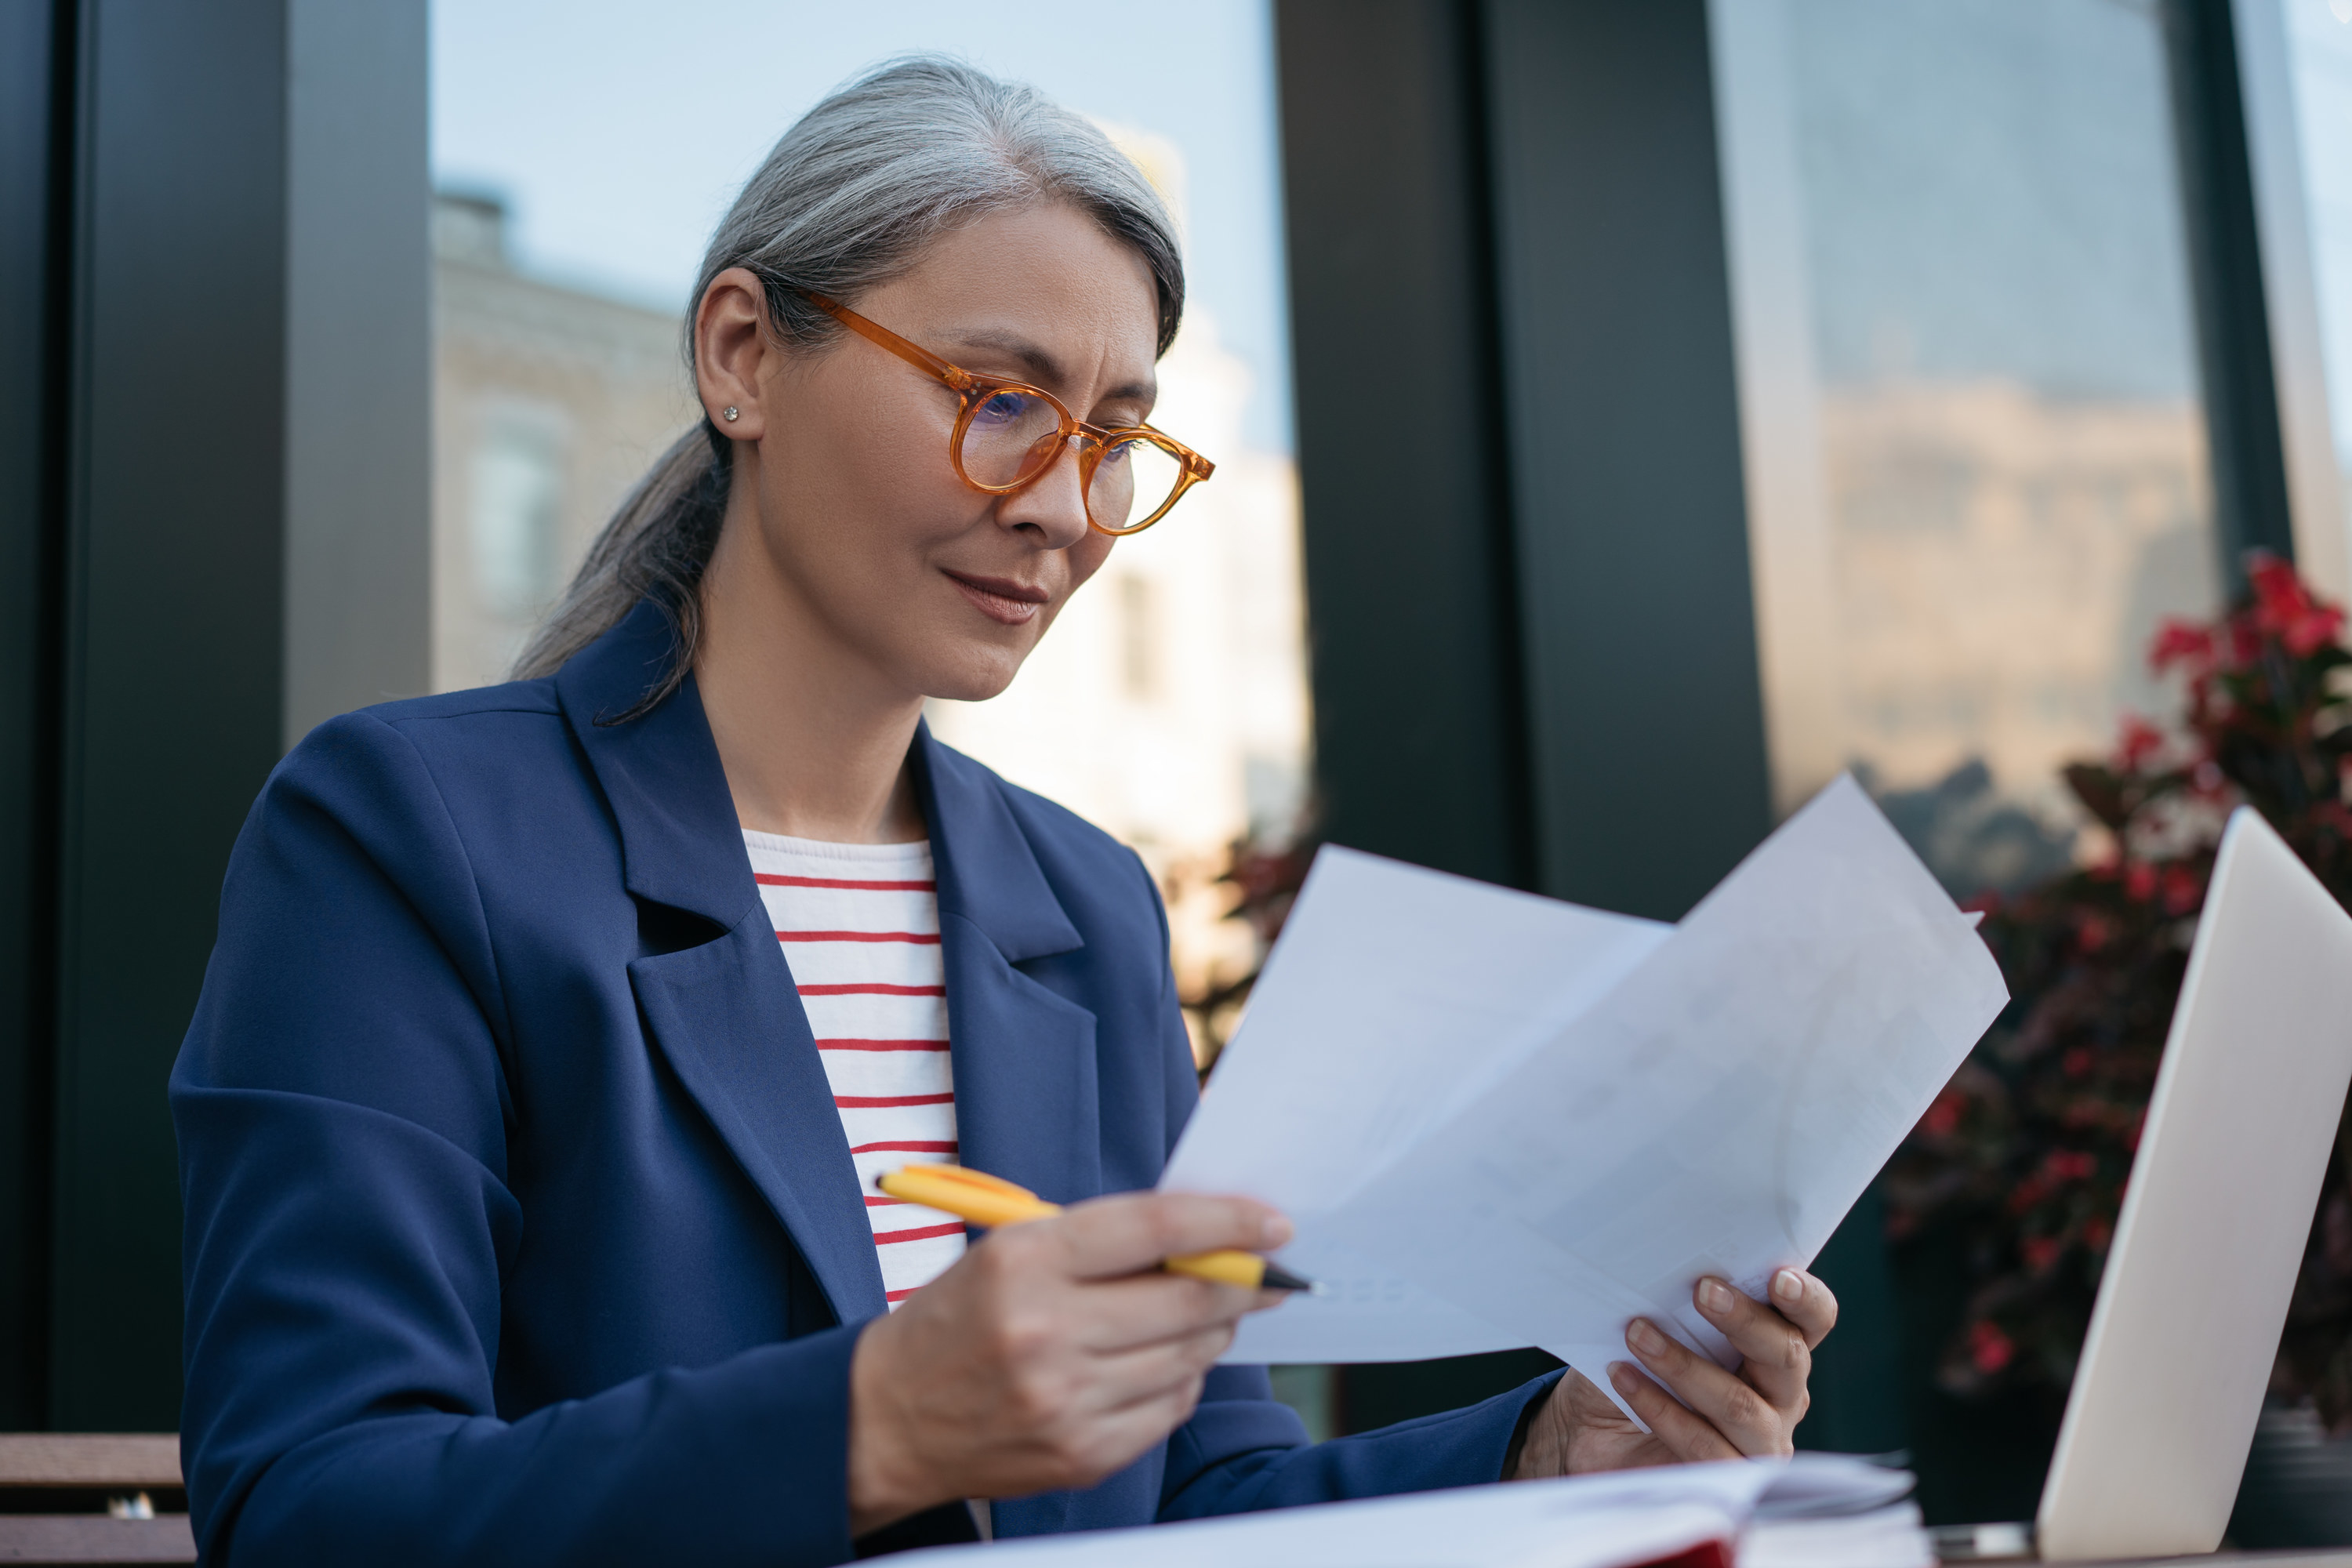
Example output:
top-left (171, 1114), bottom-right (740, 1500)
top-left (2149, 618), bottom-right (2215, 674)
top-left (2077, 913), bottom-right (2111, 953)
top-left (2115, 714), bottom-right (2165, 771)
top-left (2022, 1236), bottom-right (2060, 1272)
top-left (2285, 604), bottom-right (2346, 658)
top-left (1969, 1319), bottom-right (2016, 1374)
top-left (2085, 1216), bottom-right (2113, 1252)
top-left (2241, 550), bottom-right (2345, 655)
top-left (2123, 861), bottom-right (2157, 902)
top-left (2043, 1149), bottom-right (2096, 1183)
top-left (1920, 1087), bottom-right (1965, 1138)
top-left (2061, 1047), bottom-right (2093, 1080)
top-left (2160, 863), bottom-right (2203, 916)
top-left (2249, 551), bottom-right (2310, 628)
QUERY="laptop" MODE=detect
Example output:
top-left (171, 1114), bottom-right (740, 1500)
top-left (1932, 806), bottom-right (2352, 1563)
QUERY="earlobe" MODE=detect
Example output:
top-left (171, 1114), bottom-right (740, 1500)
top-left (694, 265), bottom-right (773, 442)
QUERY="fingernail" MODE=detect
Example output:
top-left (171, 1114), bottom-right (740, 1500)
top-left (1261, 1214), bottom-right (1293, 1248)
top-left (1699, 1278), bottom-right (1737, 1313)
top-left (1608, 1360), bottom-right (1639, 1391)
top-left (1627, 1319), bottom-right (1666, 1356)
top-left (1773, 1269), bottom-right (1805, 1304)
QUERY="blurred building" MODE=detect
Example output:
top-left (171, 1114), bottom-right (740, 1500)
top-left (1820, 383), bottom-right (2212, 801)
top-left (431, 191), bottom-right (696, 691)
top-left (430, 187), bottom-right (1311, 1021)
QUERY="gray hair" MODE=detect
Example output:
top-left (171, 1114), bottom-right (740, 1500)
top-left (513, 55), bottom-right (1185, 716)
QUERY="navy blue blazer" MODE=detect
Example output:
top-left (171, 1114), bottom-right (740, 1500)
top-left (172, 601), bottom-right (1556, 1566)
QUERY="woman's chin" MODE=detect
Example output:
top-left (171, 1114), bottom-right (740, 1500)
top-left (922, 648), bottom-right (1029, 705)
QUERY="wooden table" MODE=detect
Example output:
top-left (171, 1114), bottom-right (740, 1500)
top-left (0, 1435), bottom-right (194, 1565)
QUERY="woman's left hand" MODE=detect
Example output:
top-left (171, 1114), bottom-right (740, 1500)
top-left (1511, 1268), bottom-right (1838, 1477)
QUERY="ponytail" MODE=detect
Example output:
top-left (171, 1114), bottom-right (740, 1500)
top-left (509, 421), bottom-right (730, 722)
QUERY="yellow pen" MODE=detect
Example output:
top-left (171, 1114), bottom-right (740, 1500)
top-left (876, 1164), bottom-right (1321, 1294)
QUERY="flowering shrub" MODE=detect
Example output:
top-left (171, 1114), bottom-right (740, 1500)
top-left (1884, 554), bottom-right (2352, 1417)
top-left (1178, 830), bottom-right (1318, 1077)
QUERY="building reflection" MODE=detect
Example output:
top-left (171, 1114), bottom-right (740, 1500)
top-left (1818, 379), bottom-right (2215, 893)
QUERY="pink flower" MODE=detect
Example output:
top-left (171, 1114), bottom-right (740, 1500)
top-left (2160, 864), bottom-right (2203, 916)
top-left (1969, 1320), bottom-right (2016, 1374)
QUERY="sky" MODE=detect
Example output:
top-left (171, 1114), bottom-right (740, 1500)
top-left (429, 0), bottom-right (1294, 454)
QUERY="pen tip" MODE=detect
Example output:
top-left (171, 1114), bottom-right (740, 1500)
top-left (1258, 1261), bottom-right (1320, 1294)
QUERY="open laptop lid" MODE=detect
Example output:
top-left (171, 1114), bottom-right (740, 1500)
top-left (2032, 808), bottom-right (2352, 1561)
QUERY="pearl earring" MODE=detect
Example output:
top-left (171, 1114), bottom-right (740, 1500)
top-left (721, 405), bottom-right (740, 423)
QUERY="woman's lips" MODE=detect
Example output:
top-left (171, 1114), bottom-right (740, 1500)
top-left (945, 571), bottom-right (1047, 627)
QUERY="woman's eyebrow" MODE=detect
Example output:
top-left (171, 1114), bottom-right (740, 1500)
top-left (945, 328), bottom-right (1154, 407)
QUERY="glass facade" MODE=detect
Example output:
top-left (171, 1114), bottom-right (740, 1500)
top-left (1716, 0), bottom-right (2224, 895)
top-left (2285, 0), bottom-right (2352, 550)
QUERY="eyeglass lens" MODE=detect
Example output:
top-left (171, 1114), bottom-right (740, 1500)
top-left (957, 388), bottom-right (1185, 532)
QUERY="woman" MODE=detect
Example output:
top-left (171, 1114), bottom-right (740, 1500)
top-left (173, 58), bottom-right (1835, 1566)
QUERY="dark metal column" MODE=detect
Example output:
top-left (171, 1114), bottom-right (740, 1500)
top-left (2166, 0), bottom-right (2299, 580)
top-left (48, 0), bottom-right (292, 1429)
top-left (1479, 0), bottom-right (1775, 921)
top-left (1276, 0), bottom-right (1534, 892)
top-left (0, 0), bottom-right (72, 1432)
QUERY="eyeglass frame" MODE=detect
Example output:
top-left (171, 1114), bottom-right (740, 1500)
top-left (800, 291), bottom-right (1214, 537)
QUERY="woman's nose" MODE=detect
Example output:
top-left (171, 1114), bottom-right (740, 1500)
top-left (997, 436), bottom-right (1092, 548)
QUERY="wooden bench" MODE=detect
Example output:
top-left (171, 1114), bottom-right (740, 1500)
top-left (0, 1436), bottom-right (193, 1565)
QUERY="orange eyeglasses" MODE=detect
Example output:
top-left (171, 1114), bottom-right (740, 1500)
top-left (804, 292), bottom-right (1214, 537)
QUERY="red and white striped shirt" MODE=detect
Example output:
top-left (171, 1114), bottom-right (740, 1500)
top-left (744, 830), bottom-right (966, 1307)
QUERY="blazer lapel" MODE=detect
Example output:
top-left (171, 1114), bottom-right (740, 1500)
top-left (558, 603), bottom-right (886, 1326)
top-left (913, 728), bottom-right (1103, 1203)
top-left (631, 924), bottom-right (888, 1324)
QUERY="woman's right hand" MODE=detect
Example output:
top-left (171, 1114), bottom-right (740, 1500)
top-left (844, 1192), bottom-right (1293, 1535)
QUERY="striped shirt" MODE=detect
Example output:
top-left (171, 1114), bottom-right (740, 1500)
top-left (744, 830), bottom-right (966, 1307)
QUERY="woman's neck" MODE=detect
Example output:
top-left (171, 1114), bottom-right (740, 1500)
top-left (691, 521), bottom-right (929, 846)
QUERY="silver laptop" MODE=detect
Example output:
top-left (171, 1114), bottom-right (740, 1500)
top-left (1934, 806), bottom-right (2352, 1562)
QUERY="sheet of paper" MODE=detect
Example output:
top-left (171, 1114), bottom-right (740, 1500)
top-left (1159, 846), bottom-right (1671, 1363)
top-left (888, 1461), bottom-right (1777, 1568)
top-left (1321, 775), bottom-right (2008, 1397)
top-left (887, 1457), bottom-right (1914, 1568)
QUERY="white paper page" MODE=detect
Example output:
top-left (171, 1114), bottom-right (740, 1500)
top-left (887, 1462), bottom-right (1783, 1568)
top-left (1160, 845), bottom-right (1671, 1362)
top-left (1740, 1505), bottom-right (1932, 1568)
top-left (1323, 776), bottom-right (2008, 1400)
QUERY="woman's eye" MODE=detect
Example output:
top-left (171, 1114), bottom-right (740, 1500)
top-left (972, 390), bottom-right (1031, 426)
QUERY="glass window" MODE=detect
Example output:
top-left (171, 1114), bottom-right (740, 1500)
top-left (2284, 0), bottom-right (2352, 559)
top-left (1714, 0), bottom-right (2224, 894)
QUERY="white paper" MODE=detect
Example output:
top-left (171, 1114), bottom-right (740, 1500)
top-left (1328, 777), bottom-right (2007, 1395)
top-left (1160, 847), bottom-right (1669, 1363)
top-left (884, 1456), bottom-right (1915, 1568)
top-left (1740, 1505), bottom-right (1933, 1568)
top-left (890, 1462), bottom-right (1763, 1568)
top-left (1167, 777), bottom-right (2006, 1400)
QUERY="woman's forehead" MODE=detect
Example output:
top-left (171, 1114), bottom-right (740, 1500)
top-left (884, 205), bottom-right (1160, 379)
